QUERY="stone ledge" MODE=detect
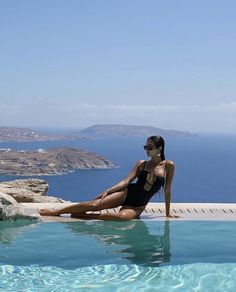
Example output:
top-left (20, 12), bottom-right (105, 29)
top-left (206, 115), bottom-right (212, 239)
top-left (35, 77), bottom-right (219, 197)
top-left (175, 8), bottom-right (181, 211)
top-left (20, 202), bottom-right (236, 222)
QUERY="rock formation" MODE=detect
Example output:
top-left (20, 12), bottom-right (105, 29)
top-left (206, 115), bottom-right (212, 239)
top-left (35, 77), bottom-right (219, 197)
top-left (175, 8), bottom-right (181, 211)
top-left (0, 178), bottom-right (68, 220)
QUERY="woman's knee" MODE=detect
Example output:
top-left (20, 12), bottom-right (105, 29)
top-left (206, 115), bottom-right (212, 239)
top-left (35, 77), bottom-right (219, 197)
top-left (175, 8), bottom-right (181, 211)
top-left (117, 210), bottom-right (138, 220)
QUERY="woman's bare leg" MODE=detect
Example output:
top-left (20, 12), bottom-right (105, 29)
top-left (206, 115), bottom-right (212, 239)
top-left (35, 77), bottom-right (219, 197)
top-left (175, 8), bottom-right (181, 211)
top-left (71, 206), bottom-right (145, 221)
top-left (39, 190), bottom-right (127, 216)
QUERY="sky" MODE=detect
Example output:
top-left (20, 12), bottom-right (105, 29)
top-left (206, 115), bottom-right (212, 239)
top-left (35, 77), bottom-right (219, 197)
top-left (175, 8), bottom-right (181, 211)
top-left (0, 0), bottom-right (236, 133)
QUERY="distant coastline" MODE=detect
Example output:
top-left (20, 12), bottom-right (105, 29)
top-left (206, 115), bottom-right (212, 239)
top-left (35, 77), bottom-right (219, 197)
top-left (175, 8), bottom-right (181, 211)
top-left (0, 125), bottom-right (195, 142)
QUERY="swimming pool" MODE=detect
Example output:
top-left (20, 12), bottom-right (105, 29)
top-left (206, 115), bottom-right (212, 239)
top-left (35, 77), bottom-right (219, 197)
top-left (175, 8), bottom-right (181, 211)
top-left (0, 220), bottom-right (236, 291)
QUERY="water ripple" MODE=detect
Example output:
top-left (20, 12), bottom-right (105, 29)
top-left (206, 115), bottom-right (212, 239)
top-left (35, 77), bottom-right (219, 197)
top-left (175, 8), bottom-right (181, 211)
top-left (0, 263), bottom-right (236, 291)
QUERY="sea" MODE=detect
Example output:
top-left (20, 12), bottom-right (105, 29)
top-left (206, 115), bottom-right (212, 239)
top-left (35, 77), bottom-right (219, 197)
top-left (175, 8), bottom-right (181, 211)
top-left (0, 133), bottom-right (236, 204)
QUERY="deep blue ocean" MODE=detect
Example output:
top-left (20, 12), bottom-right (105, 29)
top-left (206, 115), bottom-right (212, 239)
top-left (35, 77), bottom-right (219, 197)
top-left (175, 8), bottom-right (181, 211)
top-left (0, 133), bottom-right (236, 203)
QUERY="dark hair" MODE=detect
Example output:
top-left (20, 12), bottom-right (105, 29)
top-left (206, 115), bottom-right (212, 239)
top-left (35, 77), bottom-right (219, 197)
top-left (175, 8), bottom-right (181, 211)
top-left (148, 135), bottom-right (165, 160)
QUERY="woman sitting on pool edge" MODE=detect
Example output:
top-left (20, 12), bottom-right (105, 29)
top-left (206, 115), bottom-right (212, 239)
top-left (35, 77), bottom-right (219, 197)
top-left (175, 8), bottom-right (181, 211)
top-left (39, 135), bottom-right (177, 220)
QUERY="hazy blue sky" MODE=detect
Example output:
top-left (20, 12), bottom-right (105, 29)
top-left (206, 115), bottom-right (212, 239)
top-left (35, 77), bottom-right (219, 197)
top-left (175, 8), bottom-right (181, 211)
top-left (0, 0), bottom-right (236, 133)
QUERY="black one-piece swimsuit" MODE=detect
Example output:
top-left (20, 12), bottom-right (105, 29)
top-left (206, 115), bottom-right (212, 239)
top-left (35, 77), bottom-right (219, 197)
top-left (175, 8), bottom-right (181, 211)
top-left (122, 161), bottom-right (165, 207)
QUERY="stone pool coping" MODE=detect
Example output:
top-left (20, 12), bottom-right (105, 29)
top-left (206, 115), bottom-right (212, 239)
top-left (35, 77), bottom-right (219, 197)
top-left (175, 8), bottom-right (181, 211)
top-left (21, 202), bottom-right (236, 222)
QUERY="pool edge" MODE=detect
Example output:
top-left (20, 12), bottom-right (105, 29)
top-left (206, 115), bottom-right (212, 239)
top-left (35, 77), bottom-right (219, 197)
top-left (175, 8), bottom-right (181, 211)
top-left (20, 202), bottom-right (236, 222)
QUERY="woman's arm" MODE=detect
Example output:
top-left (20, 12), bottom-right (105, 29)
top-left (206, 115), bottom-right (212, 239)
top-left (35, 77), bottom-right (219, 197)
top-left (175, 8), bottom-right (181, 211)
top-left (164, 160), bottom-right (176, 217)
top-left (95, 160), bottom-right (144, 200)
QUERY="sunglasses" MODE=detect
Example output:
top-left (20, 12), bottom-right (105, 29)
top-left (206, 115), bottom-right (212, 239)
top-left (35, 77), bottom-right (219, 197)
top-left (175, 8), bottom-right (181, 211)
top-left (143, 145), bottom-right (155, 151)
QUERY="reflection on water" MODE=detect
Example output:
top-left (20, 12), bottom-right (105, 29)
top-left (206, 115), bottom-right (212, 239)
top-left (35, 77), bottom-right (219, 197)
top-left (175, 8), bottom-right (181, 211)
top-left (65, 220), bottom-right (171, 266)
top-left (0, 219), bottom-right (171, 268)
top-left (0, 219), bottom-right (37, 244)
top-left (1, 219), bottom-right (236, 275)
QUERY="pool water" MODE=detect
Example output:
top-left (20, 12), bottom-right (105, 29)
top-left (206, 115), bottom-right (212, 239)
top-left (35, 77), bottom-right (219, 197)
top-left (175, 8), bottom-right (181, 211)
top-left (0, 220), bottom-right (236, 291)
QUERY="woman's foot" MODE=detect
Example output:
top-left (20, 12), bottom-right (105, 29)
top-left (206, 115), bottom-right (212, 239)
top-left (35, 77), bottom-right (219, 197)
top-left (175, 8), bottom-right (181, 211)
top-left (39, 209), bottom-right (61, 216)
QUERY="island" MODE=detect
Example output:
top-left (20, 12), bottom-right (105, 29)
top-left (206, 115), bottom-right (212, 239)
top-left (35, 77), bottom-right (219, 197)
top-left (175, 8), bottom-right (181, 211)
top-left (0, 147), bottom-right (115, 176)
top-left (77, 124), bottom-right (195, 137)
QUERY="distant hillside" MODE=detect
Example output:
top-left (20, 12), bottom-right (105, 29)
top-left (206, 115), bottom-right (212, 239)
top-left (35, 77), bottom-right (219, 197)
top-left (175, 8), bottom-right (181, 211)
top-left (78, 124), bottom-right (195, 137)
top-left (0, 127), bottom-right (66, 142)
top-left (0, 125), bottom-right (195, 141)
top-left (0, 147), bottom-right (115, 176)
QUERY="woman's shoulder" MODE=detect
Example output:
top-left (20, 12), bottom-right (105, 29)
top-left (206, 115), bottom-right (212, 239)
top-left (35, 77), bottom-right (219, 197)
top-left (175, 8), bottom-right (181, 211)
top-left (134, 160), bottom-right (146, 170)
top-left (165, 160), bottom-right (175, 170)
top-left (135, 159), bottom-right (145, 164)
top-left (137, 159), bottom-right (146, 167)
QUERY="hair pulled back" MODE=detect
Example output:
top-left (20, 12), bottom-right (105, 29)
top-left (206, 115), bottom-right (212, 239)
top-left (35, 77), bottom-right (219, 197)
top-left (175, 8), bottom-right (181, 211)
top-left (148, 135), bottom-right (165, 161)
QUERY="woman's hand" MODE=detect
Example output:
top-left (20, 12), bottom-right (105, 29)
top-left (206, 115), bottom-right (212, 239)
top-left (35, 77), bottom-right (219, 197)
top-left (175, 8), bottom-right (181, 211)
top-left (94, 190), bottom-right (109, 201)
top-left (100, 191), bottom-right (109, 201)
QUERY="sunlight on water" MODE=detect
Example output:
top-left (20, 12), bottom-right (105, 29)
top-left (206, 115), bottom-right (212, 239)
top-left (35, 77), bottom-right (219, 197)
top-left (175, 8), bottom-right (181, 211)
top-left (0, 263), bottom-right (236, 291)
top-left (1, 220), bottom-right (236, 291)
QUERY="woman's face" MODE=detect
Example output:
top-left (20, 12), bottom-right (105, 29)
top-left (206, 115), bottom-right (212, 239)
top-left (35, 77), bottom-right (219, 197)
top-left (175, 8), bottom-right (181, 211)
top-left (144, 139), bottom-right (161, 157)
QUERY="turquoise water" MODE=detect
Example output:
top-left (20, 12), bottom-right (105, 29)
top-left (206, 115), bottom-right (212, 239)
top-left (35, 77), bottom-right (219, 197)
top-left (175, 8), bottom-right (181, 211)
top-left (0, 220), bottom-right (236, 291)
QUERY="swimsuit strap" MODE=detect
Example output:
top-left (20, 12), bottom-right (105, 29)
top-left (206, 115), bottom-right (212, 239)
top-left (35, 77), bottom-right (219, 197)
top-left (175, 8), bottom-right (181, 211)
top-left (143, 160), bottom-right (146, 170)
top-left (138, 160), bottom-right (146, 176)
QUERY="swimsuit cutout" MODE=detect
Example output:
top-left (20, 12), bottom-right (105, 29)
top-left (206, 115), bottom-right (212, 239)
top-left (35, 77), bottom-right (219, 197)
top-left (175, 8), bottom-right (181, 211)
top-left (122, 161), bottom-right (166, 207)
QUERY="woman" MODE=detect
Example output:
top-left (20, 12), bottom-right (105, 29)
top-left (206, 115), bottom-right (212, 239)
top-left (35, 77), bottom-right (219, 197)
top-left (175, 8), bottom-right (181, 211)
top-left (39, 135), bottom-right (176, 220)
